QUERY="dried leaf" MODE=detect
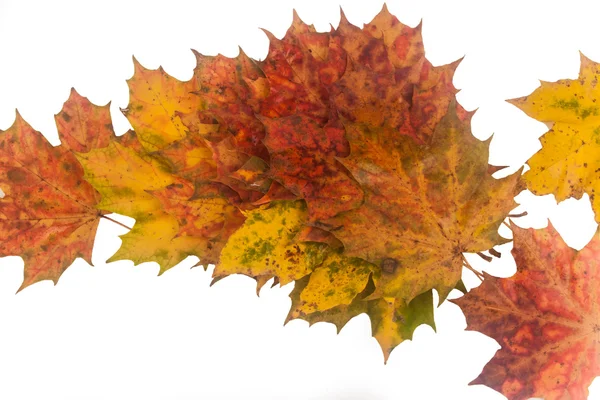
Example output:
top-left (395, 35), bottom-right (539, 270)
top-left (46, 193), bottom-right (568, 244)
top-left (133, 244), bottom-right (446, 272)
top-left (454, 223), bottom-right (600, 400)
top-left (55, 88), bottom-right (114, 152)
top-left (262, 113), bottom-right (363, 220)
top-left (288, 273), bottom-right (436, 362)
top-left (76, 132), bottom-right (216, 271)
top-left (215, 200), bottom-right (329, 285)
top-left (509, 53), bottom-right (600, 222)
top-left (123, 58), bottom-right (202, 151)
top-left (321, 102), bottom-right (523, 303)
top-left (0, 113), bottom-right (104, 288)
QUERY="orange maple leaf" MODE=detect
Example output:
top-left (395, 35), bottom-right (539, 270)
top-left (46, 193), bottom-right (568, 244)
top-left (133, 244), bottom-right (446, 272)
top-left (0, 94), bottom-right (112, 289)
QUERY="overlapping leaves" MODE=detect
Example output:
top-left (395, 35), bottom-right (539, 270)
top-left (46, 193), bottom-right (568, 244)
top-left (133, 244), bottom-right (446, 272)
top-left (7, 5), bottom-right (600, 399)
top-left (1, 4), bottom-right (520, 358)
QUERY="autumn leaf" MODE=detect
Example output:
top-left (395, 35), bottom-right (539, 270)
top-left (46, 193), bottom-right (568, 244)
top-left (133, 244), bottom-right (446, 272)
top-left (0, 112), bottom-right (105, 289)
top-left (257, 10), bottom-right (343, 123)
top-left (215, 200), bottom-right (329, 285)
top-left (292, 251), bottom-right (378, 314)
top-left (55, 88), bottom-right (114, 152)
top-left (250, 5), bottom-right (463, 231)
top-left (261, 113), bottom-right (363, 220)
top-left (331, 6), bottom-right (458, 143)
top-left (154, 130), bottom-right (217, 183)
top-left (75, 131), bottom-right (217, 271)
top-left (166, 51), bottom-right (271, 207)
top-left (150, 179), bottom-right (245, 254)
top-left (453, 223), bottom-right (600, 400)
top-left (288, 273), bottom-right (436, 362)
top-left (509, 52), bottom-right (600, 222)
top-left (319, 102), bottom-right (523, 304)
top-left (2, 2), bottom-right (552, 377)
top-left (191, 50), bottom-right (269, 159)
top-left (190, 50), bottom-right (270, 178)
top-left (123, 58), bottom-right (202, 152)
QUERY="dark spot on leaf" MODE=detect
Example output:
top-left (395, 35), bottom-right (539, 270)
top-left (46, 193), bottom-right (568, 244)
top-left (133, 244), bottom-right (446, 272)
top-left (7, 168), bottom-right (26, 183)
top-left (61, 112), bottom-right (72, 122)
top-left (381, 258), bottom-right (398, 274)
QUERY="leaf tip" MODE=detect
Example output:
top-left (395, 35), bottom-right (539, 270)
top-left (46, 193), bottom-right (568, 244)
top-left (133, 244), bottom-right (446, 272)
top-left (236, 45), bottom-right (247, 59)
top-left (505, 95), bottom-right (531, 116)
top-left (131, 54), bottom-right (142, 69)
top-left (291, 8), bottom-right (303, 25)
top-left (190, 48), bottom-right (206, 66)
top-left (381, 348), bottom-right (391, 364)
top-left (338, 6), bottom-right (350, 26)
top-left (68, 86), bottom-right (81, 99)
top-left (259, 27), bottom-right (277, 42)
top-left (209, 275), bottom-right (226, 287)
top-left (414, 18), bottom-right (423, 32)
top-left (578, 50), bottom-right (597, 72)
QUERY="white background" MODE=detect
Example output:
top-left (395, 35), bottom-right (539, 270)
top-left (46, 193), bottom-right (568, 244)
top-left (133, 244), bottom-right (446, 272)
top-left (0, 0), bottom-right (599, 399)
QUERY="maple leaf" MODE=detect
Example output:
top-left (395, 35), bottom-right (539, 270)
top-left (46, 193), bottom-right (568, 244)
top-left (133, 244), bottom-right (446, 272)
top-left (170, 52), bottom-right (271, 207)
top-left (255, 5), bottom-right (460, 224)
top-left (288, 273), bottom-right (435, 362)
top-left (319, 102), bottom-right (523, 304)
top-left (76, 57), bottom-right (255, 271)
top-left (150, 179), bottom-right (245, 254)
top-left (509, 52), bottom-right (600, 223)
top-left (215, 195), bottom-right (436, 361)
top-left (191, 51), bottom-right (270, 162)
top-left (0, 105), bottom-right (108, 289)
top-left (454, 223), bottom-right (600, 400)
top-left (2, 3), bottom-right (541, 373)
top-left (257, 10), bottom-right (344, 123)
top-left (55, 88), bottom-right (114, 152)
top-left (331, 6), bottom-right (458, 143)
top-left (76, 130), bottom-right (229, 272)
top-left (123, 58), bottom-right (202, 152)
top-left (261, 113), bottom-right (363, 220)
top-left (215, 200), bottom-right (329, 285)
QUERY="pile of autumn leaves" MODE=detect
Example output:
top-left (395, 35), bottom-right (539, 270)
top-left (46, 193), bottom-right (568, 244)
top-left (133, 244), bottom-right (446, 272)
top-left (1, 6), bottom-right (599, 400)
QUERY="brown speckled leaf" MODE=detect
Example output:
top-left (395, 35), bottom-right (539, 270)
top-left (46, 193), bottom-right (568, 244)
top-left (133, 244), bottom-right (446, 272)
top-left (252, 5), bottom-right (460, 224)
top-left (331, 5), bottom-right (458, 143)
top-left (0, 113), bottom-right (105, 289)
top-left (262, 113), bottom-right (363, 221)
top-left (454, 223), bottom-right (600, 400)
top-left (321, 102), bottom-right (523, 303)
top-left (257, 11), bottom-right (345, 123)
top-left (55, 88), bottom-right (114, 152)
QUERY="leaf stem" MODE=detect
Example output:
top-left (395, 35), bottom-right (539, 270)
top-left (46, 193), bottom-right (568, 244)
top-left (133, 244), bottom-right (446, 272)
top-left (476, 252), bottom-right (493, 262)
top-left (507, 211), bottom-right (528, 218)
top-left (100, 214), bottom-right (132, 231)
top-left (462, 255), bottom-right (484, 282)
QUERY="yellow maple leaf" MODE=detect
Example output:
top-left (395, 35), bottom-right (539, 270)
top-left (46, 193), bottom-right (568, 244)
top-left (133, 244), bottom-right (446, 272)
top-left (123, 58), bottom-right (202, 152)
top-left (509, 53), bottom-right (600, 222)
top-left (215, 200), bottom-right (329, 285)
